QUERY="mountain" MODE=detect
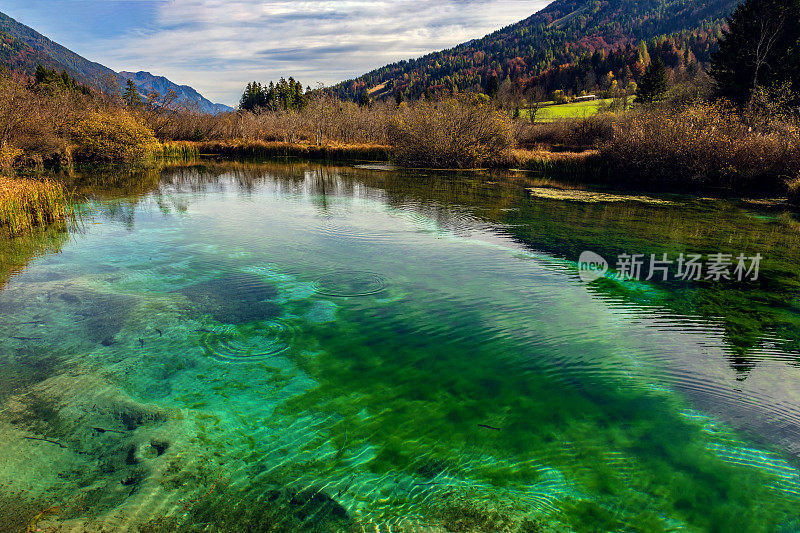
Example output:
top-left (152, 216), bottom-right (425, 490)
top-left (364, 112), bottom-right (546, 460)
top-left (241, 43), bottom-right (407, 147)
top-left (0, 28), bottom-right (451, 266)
top-left (0, 10), bottom-right (232, 114)
top-left (333, 0), bottom-right (740, 100)
top-left (0, 10), bottom-right (118, 92)
top-left (118, 71), bottom-right (232, 114)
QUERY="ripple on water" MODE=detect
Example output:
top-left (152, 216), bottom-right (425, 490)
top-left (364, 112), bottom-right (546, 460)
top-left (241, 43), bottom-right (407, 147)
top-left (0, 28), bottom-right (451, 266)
top-left (200, 321), bottom-right (295, 362)
top-left (316, 217), bottom-right (396, 243)
top-left (312, 270), bottom-right (388, 297)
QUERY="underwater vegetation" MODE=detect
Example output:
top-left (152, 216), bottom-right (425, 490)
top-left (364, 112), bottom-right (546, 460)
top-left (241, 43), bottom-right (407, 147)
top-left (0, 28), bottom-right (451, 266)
top-left (138, 481), bottom-right (353, 533)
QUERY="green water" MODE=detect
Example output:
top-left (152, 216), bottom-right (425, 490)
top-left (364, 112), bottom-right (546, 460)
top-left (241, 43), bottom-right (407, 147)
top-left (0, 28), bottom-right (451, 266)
top-left (2, 161), bottom-right (800, 532)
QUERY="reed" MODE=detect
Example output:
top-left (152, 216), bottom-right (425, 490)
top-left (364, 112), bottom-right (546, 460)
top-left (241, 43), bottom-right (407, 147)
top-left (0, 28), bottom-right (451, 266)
top-left (0, 177), bottom-right (69, 236)
top-left (160, 141), bottom-right (200, 160)
top-left (189, 141), bottom-right (391, 162)
top-left (512, 149), bottom-right (608, 180)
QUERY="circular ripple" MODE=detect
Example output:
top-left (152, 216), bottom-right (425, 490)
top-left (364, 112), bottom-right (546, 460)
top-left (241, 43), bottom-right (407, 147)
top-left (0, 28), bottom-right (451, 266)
top-left (312, 270), bottom-right (388, 297)
top-left (200, 321), bottom-right (294, 363)
top-left (317, 218), bottom-right (396, 243)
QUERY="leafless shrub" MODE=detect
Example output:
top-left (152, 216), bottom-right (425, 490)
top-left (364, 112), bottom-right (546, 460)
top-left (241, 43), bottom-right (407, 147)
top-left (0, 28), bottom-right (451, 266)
top-left (601, 101), bottom-right (800, 190)
top-left (389, 96), bottom-right (514, 168)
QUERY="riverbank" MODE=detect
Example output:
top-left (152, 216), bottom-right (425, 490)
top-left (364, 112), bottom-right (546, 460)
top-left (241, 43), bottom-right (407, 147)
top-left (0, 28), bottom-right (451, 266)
top-left (169, 140), bottom-right (391, 162)
top-left (163, 140), bottom-right (596, 172)
top-left (3, 64), bottom-right (797, 202)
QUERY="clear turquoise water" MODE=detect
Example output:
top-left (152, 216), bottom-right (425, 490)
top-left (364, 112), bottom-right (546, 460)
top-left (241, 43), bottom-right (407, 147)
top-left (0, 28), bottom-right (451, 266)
top-left (2, 162), bottom-right (800, 531)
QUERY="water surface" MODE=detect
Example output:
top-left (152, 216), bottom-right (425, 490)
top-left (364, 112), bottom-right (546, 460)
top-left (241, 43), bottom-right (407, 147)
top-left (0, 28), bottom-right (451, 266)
top-left (2, 161), bottom-right (800, 532)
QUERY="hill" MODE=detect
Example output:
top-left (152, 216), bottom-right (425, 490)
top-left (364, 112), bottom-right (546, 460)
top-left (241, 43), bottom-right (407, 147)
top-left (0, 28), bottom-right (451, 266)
top-left (332, 0), bottom-right (739, 101)
top-left (0, 10), bottom-right (231, 114)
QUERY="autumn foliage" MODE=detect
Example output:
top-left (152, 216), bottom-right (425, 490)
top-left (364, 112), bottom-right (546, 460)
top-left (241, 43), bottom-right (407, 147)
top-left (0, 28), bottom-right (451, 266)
top-left (71, 110), bottom-right (159, 162)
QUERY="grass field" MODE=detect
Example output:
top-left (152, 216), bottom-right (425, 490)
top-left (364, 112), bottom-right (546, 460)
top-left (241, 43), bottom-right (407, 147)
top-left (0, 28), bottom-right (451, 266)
top-left (523, 98), bottom-right (613, 122)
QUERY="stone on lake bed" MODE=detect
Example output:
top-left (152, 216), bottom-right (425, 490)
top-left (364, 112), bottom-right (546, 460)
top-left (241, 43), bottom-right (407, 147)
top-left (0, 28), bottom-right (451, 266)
top-left (176, 272), bottom-right (281, 324)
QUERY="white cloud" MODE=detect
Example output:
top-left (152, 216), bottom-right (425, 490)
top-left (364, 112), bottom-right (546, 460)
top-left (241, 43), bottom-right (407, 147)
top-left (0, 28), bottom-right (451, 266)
top-left (84, 0), bottom-right (551, 105)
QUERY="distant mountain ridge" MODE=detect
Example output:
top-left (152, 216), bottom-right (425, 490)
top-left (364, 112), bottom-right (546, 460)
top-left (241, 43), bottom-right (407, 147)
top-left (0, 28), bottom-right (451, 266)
top-left (118, 71), bottom-right (232, 114)
top-left (333, 0), bottom-right (740, 100)
top-left (0, 10), bottom-right (232, 114)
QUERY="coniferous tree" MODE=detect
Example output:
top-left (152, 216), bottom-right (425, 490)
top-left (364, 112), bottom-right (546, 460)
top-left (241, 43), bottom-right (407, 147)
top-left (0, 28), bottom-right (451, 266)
top-left (33, 64), bottom-right (90, 94)
top-left (239, 78), bottom-right (308, 112)
top-left (710, 0), bottom-right (800, 105)
top-left (635, 57), bottom-right (669, 103)
top-left (35, 64), bottom-right (47, 84)
top-left (486, 74), bottom-right (500, 97)
top-left (123, 79), bottom-right (142, 107)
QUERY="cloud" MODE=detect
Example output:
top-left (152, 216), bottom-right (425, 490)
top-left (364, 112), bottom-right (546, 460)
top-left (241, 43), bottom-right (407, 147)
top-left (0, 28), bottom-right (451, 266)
top-left (19, 0), bottom-right (552, 105)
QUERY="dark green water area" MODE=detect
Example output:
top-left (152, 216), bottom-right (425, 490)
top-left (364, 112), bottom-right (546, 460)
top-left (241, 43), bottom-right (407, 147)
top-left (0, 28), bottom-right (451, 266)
top-left (2, 161), bottom-right (800, 532)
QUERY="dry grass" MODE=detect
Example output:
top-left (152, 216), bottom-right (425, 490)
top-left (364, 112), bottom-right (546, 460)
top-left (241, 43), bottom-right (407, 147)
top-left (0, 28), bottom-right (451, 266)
top-left (0, 177), bottom-right (69, 236)
top-left (510, 148), bottom-right (606, 179)
top-left (189, 140), bottom-right (391, 162)
top-left (160, 141), bottom-right (200, 159)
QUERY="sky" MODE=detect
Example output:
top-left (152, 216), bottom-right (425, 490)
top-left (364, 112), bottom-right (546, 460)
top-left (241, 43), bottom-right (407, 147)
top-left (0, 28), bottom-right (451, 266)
top-left (0, 0), bottom-right (550, 106)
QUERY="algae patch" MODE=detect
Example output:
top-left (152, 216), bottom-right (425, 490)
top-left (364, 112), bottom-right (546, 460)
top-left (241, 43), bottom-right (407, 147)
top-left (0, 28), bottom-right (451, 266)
top-left (176, 272), bottom-right (280, 324)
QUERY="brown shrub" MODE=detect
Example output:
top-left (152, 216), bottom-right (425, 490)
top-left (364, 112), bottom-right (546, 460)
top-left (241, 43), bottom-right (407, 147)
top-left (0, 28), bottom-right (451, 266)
top-left (389, 96), bottom-right (514, 168)
top-left (600, 101), bottom-right (800, 191)
top-left (0, 73), bottom-right (97, 166)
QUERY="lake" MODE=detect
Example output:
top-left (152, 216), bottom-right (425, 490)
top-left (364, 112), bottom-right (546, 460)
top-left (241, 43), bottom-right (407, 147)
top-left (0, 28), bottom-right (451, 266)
top-left (2, 160), bottom-right (800, 532)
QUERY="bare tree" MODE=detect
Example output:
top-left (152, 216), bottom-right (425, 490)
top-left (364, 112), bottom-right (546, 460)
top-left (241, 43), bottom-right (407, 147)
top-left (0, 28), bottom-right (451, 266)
top-left (526, 86), bottom-right (547, 124)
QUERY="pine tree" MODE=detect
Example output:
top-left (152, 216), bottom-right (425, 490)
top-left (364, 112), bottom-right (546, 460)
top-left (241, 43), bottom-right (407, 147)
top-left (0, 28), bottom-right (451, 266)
top-left (486, 74), bottom-right (500, 97)
top-left (635, 57), bottom-right (669, 103)
top-left (35, 64), bottom-right (47, 84)
top-left (123, 79), bottom-right (142, 107)
top-left (239, 78), bottom-right (308, 112)
top-left (710, 0), bottom-right (800, 105)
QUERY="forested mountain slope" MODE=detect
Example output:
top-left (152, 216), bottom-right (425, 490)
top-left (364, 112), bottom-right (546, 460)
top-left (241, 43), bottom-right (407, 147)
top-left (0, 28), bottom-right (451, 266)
top-left (333, 0), bottom-right (739, 100)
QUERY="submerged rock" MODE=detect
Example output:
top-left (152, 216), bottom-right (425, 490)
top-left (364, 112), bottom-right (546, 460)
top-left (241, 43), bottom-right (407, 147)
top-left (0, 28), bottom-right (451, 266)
top-left (78, 292), bottom-right (137, 344)
top-left (176, 272), bottom-right (281, 324)
top-left (52, 288), bottom-right (137, 345)
top-left (0, 369), bottom-right (184, 524)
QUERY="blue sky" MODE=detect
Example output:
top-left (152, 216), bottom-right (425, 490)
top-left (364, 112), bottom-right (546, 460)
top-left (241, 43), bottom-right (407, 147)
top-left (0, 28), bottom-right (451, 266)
top-left (0, 0), bottom-right (550, 105)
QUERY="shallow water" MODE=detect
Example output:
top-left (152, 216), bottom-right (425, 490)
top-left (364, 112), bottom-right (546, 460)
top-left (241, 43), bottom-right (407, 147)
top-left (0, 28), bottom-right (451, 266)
top-left (2, 161), bottom-right (800, 531)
